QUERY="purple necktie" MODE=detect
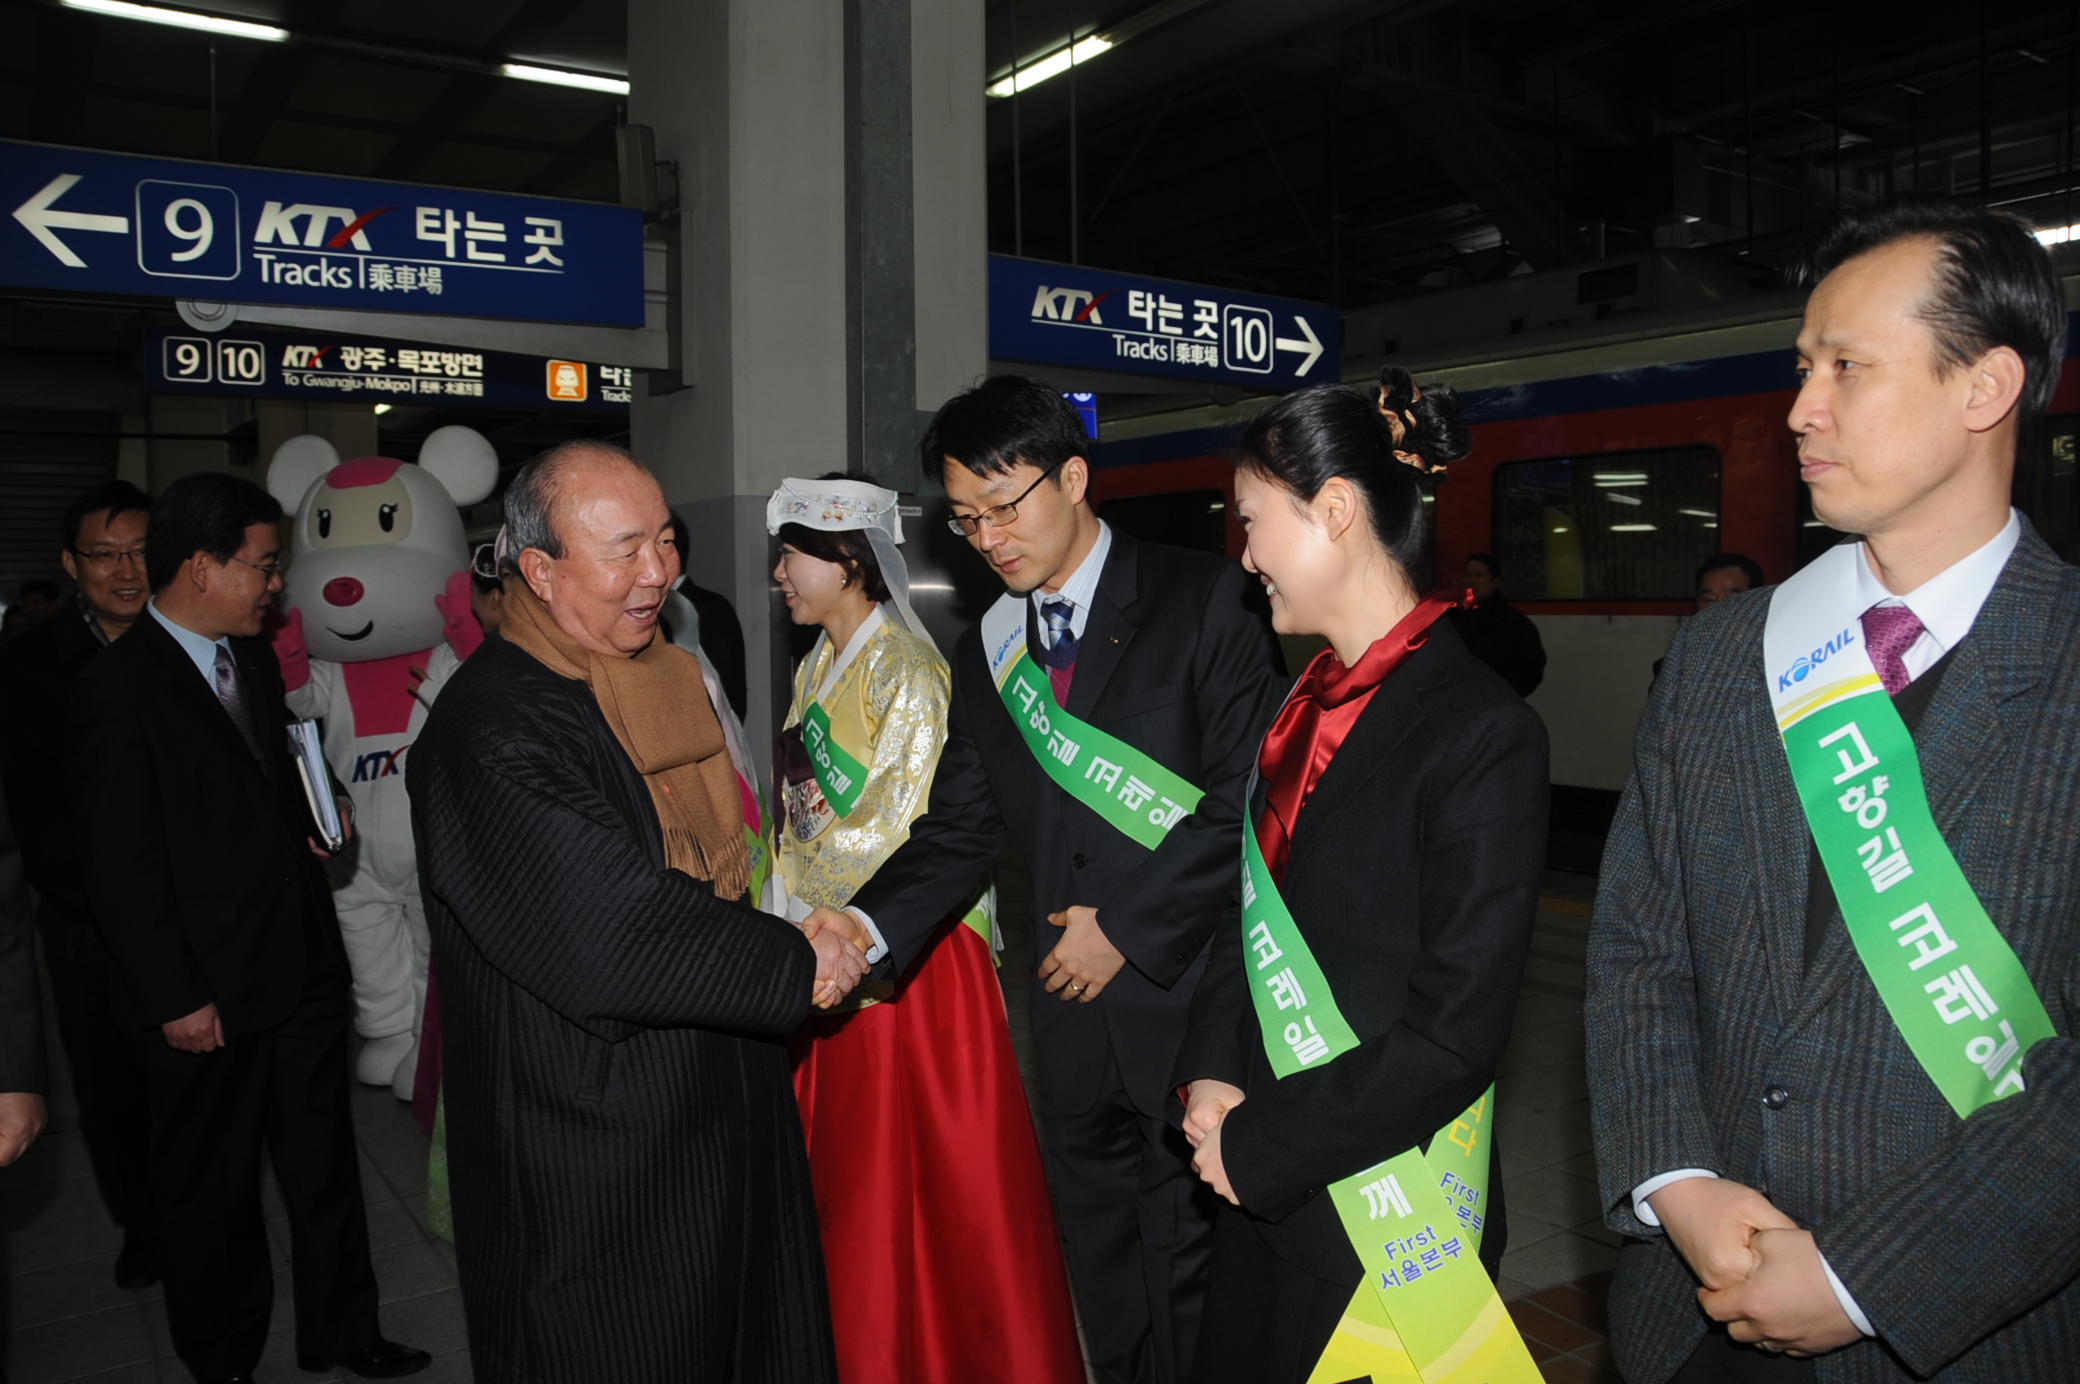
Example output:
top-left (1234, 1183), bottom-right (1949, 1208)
top-left (1861, 604), bottom-right (1925, 696)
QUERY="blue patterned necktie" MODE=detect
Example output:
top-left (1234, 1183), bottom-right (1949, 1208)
top-left (213, 643), bottom-right (264, 760)
top-left (1042, 597), bottom-right (1078, 704)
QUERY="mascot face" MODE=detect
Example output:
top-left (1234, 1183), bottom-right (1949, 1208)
top-left (268, 426), bottom-right (498, 663)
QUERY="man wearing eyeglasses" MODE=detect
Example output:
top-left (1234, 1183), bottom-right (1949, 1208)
top-left (805, 375), bottom-right (1287, 1384)
top-left (63, 472), bottom-right (429, 1384)
top-left (0, 479), bottom-right (160, 1287)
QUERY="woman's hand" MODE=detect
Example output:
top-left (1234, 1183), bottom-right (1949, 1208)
top-left (1192, 1120), bottom-right (1241, 1206)
top-left (1182, 1078), bottom-right (1246, 1149)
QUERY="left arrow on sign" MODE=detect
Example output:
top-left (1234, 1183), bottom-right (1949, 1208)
top-left (13, 175), bottom-right (130, 268)
top-left (1274, 315), bottom-right (1324, 377)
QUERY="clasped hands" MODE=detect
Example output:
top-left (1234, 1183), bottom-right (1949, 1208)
top-left (799, 907), bottom-right (872, 1009)
top-left (1183, 1078), bottom-right (1247, 1207)
top-left (1648, 1176), bottom-right (1863, 1357)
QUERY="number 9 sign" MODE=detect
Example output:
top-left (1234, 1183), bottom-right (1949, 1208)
top-left (136, 180), bottom-right (240, 281)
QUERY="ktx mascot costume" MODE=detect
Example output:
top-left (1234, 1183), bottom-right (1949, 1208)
top-left (266, 427), bottom-right (498, 1098)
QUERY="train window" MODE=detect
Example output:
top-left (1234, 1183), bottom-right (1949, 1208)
top-left (1492, 447), bottom-right (1722, 599)
top-left (1098, 489), bottom-right (1229, 555)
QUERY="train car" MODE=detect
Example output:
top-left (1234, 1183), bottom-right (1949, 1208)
top-left (1083, 278), bottom-right (2080, 869)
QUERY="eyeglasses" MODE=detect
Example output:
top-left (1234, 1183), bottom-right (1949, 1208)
top-left (229, 555), bottom-right (284, 581)
top-left (70, 546), bottom-right (147, 571)
top-left (945, 461), bottom-right (1066, 536)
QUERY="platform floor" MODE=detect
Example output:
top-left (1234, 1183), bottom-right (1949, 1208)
top-left (2, 865), bottom-right (1620, 1384)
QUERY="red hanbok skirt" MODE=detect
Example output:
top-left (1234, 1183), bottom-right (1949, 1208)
top-left (791, 917), bottom-right (1085, 1384)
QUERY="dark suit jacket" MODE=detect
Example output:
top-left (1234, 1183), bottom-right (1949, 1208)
top-left (0, 773), bottom-right (43, 1095)
top-left (1447, 595), bottom-right (1546, 698)
top-left (410, 635), bottom-right (831, 1382)
top-left (1586, 525), bottom-right (2080, 1383)
top-left (0, 606), bottom-right (108, 916)
top-left (1175, 619), bottom-right (1549, 1283)
top-left (64, 611), bottom-right (344, 1037)
top-left (848, 528), bottom-right (1288, 1116)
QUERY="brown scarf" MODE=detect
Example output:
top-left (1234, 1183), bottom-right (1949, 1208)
top-left (500, 582), bottom-right (750, 900)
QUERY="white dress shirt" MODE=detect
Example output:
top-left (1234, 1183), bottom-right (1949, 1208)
top-left (148, 598), bottom-right (233, 686)
top-left (1633, 509), bottom-right (2022, 1340)
top-left (844, 521), bottom-right (1115, 963)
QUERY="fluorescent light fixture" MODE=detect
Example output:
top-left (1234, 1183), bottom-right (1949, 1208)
top-left (2038, 223), bottom-right (2080, 246)
top-left (63, 0), bottom-right (287, 40)
top-left (987, 34), bottom-right (1114, 98)
top-left (1677, 508), bottom-right (1717, 518)
top-left (1803, 519), bottom-right (1830, 527)
top-left (1702, 521), bottom-right (1718, 528)
top-left (1610, 523), bottom-right (1659, 532)
top-left (1605, 492), bottom-right (1644, 506)
top-left (1551, 526), bottom-right (1571, 533)
top-left (503, 62), bottom-right (630, 95)
top-left (373, 403), bottom-right (393, 415)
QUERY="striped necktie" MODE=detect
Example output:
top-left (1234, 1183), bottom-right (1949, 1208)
top-left (1042, 598), bottom-right (1078, 704)
top-left (214, 643), bottom-right (265, 761)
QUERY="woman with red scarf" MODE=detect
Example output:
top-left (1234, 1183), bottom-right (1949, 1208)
top-left (1174, 368), bottom-right (1550, 1381)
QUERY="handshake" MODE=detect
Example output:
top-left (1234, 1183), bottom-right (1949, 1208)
top-left (799, 906), bottom-right (873, 1009)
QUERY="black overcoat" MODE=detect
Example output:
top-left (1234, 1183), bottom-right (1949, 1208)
top-left (410, 635), bottom-right (834, 1384)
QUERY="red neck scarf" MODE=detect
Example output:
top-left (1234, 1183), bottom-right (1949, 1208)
top-left (1255, 594), bottom-right (1457, 883)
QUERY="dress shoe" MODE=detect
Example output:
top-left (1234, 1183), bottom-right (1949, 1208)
top-left (301, 1339), bottom-right (433, 1379)
top-left (113, 1227), bottom-right (158, 1290)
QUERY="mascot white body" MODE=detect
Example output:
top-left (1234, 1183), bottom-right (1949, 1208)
top-left (266, 428), bottom-right (497, 1097)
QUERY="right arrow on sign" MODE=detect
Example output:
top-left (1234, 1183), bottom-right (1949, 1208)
top-left (1274, 315), bottom-right (1324, 377)
top-left (13, 174), bottom-right (130, 268)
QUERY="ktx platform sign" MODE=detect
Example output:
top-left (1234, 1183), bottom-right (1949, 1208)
top-left (989, 254), bottom-right (1339, 389)
top-left (0, 138), bottom-right (642, 326)
top-left (146, 326), bottom-right (632, 413)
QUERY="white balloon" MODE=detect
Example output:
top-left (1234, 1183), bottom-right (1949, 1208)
top-left (266, 434), bottom-right (341, 510)
top-left (417, 425), bottom-right (498, 506)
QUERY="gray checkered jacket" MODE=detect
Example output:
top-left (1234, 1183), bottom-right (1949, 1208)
top-left (1587, 523), bottom-right (2080, 1382)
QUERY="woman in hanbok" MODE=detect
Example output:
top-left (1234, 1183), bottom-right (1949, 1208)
top-left (765, 476), bottom-right (1084, 1384)
top-left (1176, 370), bottom-right (1549, 1383)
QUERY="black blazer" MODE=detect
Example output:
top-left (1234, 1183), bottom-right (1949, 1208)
top-left (0, 774), bottom-right (44, 1095)
top-left (1175, 620), bottom-right (1549, 1282)
top-left (64, 612), bottom-right (343, 1037)
top-left (848, 528), bottom-right (1288, 1116)
top-left (0, 607), bottom-right (109, 917)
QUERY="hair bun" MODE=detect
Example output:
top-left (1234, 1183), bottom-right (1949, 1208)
top-left (1375, 365), bottom-right (1469, 477)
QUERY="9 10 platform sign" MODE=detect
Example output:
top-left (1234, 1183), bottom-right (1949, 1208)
top-left (988, 254), bottom-right (1339, 390)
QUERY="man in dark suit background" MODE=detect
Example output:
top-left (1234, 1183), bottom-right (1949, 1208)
top-left (807, 376), bottom-right (1288, 1384)
top-left (0, 777), bottom-right (46, 1168)
top-left (0, 480), bottom-right (158, 1284)
top-left (67, 472), bottom-right (427, 1384)
top-left (1588, 202), bottom-right (2080, 1381)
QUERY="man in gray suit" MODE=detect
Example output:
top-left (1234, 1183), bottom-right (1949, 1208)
top-left (1588, 200), bottom-right (2080, 1383)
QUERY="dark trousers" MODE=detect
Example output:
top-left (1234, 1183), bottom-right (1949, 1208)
top-left (1670, 1328), bottom-right (1818, 1383)
top-left (132, 962), bottom-right (379, 1382)
top-left (1040, 1048), bottom-right (1216, 1384)
top-left (35, 900), bottom-right (154, 1236)
top-left (1194, 1206), bottom-right (1350, 1384)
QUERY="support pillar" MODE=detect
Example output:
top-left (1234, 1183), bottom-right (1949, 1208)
top-left (630, 0), bottom-right (986, 763)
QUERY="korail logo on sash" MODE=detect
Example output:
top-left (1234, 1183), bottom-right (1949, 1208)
top-left (1763, 544), bottom-right (2053, 1117)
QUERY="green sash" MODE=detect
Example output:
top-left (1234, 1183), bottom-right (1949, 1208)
top-left (980, 595), bottom-right (1203, 849)
top-left (802, 702), bottom-right (868, 818)
top-left (1764, 544), bottom-right (2053, 1116)
top-left (1239, 810), bottom-right (1539, 1384)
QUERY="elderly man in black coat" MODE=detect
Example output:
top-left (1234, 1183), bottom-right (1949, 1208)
top-left (410, 442), bottom-right (863, 1383)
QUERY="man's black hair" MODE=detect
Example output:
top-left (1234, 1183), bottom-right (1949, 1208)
top-left (146, 472), bottom-right (282, 592)
top-left (1696, 551), bottom-right (1766, 591)
top-left (919, 375), bottom-right (1093, 483)
top-left (1795, 199), bottom-right (2068, 438)
top-left (1465, 551), bottom-right (1503, 579)
top-left (64, 479), bottom-right (152, 550)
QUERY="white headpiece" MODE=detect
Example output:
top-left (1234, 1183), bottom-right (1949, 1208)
top-left (766, 477), bottom-right (935, 655)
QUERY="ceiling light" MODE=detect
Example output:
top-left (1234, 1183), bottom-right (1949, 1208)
top-left (373, 403), bottom-right (393, 415)
top-left (63, 0), bottom-right (287, 40)
top-left (503, 62), bottom-right (630, 95)
top-left (1606, 492), bottom-right (1644, 506)
top-left (987, 34), bottom-right (1113, 98)
top-left (1677, 508), bottom-right (1717, 518)
top-left (2037, 223), bottom-right (2079, 246)
top-left (1610, 523), bottom-right (1658, 532)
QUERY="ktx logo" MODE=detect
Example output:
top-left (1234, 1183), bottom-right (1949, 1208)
top-left (1030, 286), bottom-right (1112, 325)
top-left (254, 202), bottom-right (399, 251)
top-left (350, 744), bottom-right (409, 782)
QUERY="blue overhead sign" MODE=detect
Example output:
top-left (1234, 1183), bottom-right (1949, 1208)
top-left (0, 138), bottom-right (642, 326)
top-left (989, 254), bottom-right (1340, 389)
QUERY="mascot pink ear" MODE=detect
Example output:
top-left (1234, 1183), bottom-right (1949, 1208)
top-left (436, 570), bottom-right (485, 661)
